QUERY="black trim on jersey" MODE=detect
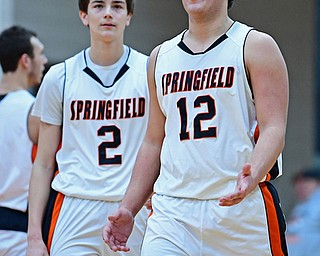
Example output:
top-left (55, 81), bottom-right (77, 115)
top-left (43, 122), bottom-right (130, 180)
top-left (269, 160), bottom-right (280, 180)
top-left (243, 28), bottom-right (257, 99)
top-left (61, 61), bottom-right (67, 127)
top-left (62, 61), bottom-right (67, 107)
top-left (82, 48), bottom-right (131, 88)
top-left (152, 45), bottom-right (162, 89)
top-left (178, 31), bottom-right (228, 55)
top-left (0, 207), bottom-right (28, 232)
top-left (0, 94), bottom-right (7, 102)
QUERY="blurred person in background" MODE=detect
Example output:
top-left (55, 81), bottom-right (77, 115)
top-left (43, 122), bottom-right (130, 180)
top-left (0, 25), bottom-right (47, 256)
top-left (286, 167), bottom-right (320, 255)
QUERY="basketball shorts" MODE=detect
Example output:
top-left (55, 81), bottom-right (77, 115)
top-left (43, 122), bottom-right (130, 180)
top-left (46, 194), bottom-right (149, 256)
top-left (0, 230), bottom-right (27, 256)
top-left (142, 182), bottom-right (287, 256)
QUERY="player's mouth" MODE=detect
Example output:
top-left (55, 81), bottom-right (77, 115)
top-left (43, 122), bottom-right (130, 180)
top-left (101, 23), bottom-right (116, 28)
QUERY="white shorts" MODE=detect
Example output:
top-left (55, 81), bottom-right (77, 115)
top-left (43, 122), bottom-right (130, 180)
top-left (142, 182), bottom-right (287, 256)
top-left (48, 195), bottom-right (149, 256)
top-left (0, 230), bottom-right (27, 256)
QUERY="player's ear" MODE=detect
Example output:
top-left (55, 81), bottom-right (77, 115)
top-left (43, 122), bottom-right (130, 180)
top-left (79, 10), bottom-right (89, 27)
top-left (20, 53), bottom-right (32, 69)
top-left (126, 13), bottom-right (132, 26)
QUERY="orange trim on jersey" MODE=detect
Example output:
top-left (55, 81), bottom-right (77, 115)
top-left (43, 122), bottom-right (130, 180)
top-left (265, 173), bottom-right (271, 181)
top-left (259, 182), bottom-right (284, 256)
top-left (47, 192), bottom-right (64, 253)
top-left (31, 144), bottom-right (38, 163)
top-left (53, 170), bottom-right (59, 178)
top-left (254, 125), bottom-right (259, 143)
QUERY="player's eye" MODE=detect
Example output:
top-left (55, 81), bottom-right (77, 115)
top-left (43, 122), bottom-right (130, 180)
top-left (112, 4), bottom-right (124, 9)
top-left (93, 4), bottom-right (103, 9)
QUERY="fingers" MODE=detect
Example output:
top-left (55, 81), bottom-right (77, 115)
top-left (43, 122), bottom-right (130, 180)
top-left (219, 179), bottom-right (248, 206)
top-left (102, 226), bottom-right (130, 252)
top-left (112, 241), bottom-right (130, 252)
top-left (219, 190), bottom-right (245, 206)
top-left (102, 221), bottom-right (132, 253)
top-left (219, 163), bottom-right (258, 207)
top-left (102, 225), bottom-right (113, 248)
top-left (219, 194), bottom-right (244, 206)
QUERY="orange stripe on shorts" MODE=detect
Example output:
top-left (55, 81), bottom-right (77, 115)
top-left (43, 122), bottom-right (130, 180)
top-left (259, 182), bottom-right (286, 256)
top-left (47, 192), bottom-right (64, 253)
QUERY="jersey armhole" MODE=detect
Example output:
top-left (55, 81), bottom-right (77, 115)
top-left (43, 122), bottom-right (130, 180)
top-left (243, 28), bottom-right (257, 99)
top-left (153, 44), bottom-right (162, 89)
top-left (61, 61), bottom-right (67, 127)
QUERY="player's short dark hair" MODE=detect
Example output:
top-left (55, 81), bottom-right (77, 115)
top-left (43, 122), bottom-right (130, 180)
top-left (78, 0), bottom-right (134, 14)
top-left (293, 167), bottom-right (320, 183)
top-left (228, 0), bottom-right (235, 9)
top-left (0, 25), bottom-right (36, 73)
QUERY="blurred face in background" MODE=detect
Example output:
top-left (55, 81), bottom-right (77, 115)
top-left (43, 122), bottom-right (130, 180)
top-left (28, 36), bottom-right (47, 86)
top-left (294, 177), bottom-right (319, 202)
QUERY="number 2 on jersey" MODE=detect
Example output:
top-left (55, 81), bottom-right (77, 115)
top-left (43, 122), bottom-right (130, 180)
top-left (177, 95), bottom-right (217, 141)
top-left (98, 125), bottom-right (121, 165)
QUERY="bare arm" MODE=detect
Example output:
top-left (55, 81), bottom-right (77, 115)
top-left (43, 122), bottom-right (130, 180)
top-left (120, 45), bottom-right (165, 216)
top-left (247, 31), bottom-right (288, 182)
top-left (220, 30), bottom-right (289, 206)
top-left (27, 104), bottom-right (40, 144)
top-left (27, 121), bottom-right (61, 255)
top-left (103, 46), bottom-right (165, 251)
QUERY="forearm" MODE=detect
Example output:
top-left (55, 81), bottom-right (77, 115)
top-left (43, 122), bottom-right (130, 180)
top-left (250, 125), bottom-right (285, 183)
top-left (27, 163), bottom-right (54, 241)
top-left (120, 141), bottom-right (161, 217)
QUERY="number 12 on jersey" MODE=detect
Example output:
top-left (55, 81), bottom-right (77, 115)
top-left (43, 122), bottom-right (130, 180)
top-left (176, 95), bottom-right (217, 141)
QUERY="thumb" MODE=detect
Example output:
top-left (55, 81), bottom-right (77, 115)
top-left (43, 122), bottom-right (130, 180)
top-left (108, 211), bottom-right (120, 222)
top-left (242, 163), bottom-right (252, 176)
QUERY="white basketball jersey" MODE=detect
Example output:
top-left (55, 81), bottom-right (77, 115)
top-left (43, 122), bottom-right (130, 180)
top-left (154, 22), bottom-right (261, 199)
top-left (0, 90), bottom-right (34, 211)
top-left (33, 47), bottom-right (149, 201)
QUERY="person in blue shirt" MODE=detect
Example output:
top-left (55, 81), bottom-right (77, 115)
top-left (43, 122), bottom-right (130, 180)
top-left (286, 167), bottom-right (320, 255)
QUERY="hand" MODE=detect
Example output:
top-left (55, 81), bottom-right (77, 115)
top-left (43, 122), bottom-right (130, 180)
top-left (144, 192), bottom-right (155, 211)
top-left (26, 238), bottom-right (49, 256)
top-left (102, 207), bottom-right (134, 252)
top-left (219, 163), bottom-right (258, 207)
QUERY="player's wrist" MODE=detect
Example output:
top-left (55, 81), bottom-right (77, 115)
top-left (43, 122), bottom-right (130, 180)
top-left (27, 232), bottom-right (43, 243)
top-left (119, 205), bottom-right (134, 218)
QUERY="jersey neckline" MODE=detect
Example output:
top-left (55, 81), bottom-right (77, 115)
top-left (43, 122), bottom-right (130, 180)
top-left (177, 21), bottom-right (237, 55)
top-left (82, 47), bottom-right (131, 88)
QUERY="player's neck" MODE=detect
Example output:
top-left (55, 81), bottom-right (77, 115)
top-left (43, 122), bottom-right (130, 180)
top-left (185, 16), bottom-right (233, 52)
top-left (0, 73), bottom-right (28, 94)
top-left (89, 39), bottom-right (125, 66)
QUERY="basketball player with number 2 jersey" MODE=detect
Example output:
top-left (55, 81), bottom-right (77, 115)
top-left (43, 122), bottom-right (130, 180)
top-left (27, 1), bottom-right (150, 255)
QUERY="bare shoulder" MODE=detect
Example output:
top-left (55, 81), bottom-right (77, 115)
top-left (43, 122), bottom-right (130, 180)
top-left (245, 30), bottom-right (284, 61)
top-left (149, 45), bottom-right (161, 63)
top-left (246, 30), bottom-right (279, 48)
top-left (245, 30), bottom-right (287, 73)
top-left (147, 45), bottom-right (162, 76)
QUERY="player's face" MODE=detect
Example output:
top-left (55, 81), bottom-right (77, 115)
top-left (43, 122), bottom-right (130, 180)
top-left (28, 37), bottom-right (47, 86)
top-left (80, 0), bottom-right (132, 42)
